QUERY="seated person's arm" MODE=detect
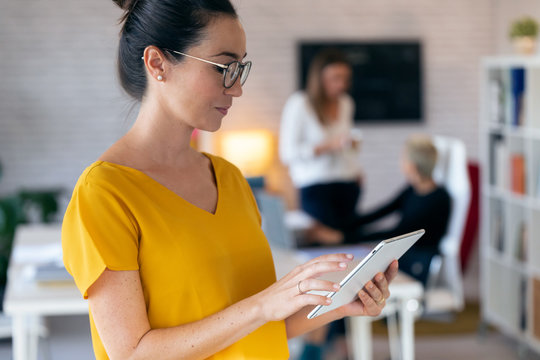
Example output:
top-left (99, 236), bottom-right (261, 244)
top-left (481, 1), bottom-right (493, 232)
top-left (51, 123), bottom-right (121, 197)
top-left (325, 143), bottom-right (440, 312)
top-left (355, 187), bottom-right (408, 227)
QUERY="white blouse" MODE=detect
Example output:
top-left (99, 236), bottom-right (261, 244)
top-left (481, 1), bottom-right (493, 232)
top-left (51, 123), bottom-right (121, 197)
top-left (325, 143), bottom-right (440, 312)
top-left (279, 91), bottom-right (362, 188)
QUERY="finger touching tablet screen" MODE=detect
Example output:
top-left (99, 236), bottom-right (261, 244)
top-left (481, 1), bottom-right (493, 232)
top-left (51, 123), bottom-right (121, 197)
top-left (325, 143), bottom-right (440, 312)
top-left (307, 229), bottom-right (425, 319)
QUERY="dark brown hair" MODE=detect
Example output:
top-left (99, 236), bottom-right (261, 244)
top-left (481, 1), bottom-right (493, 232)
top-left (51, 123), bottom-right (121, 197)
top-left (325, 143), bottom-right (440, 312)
top-left (112, 0), bottom-right (237, 101)
top-left (305, 48), bottom-right (351, 124)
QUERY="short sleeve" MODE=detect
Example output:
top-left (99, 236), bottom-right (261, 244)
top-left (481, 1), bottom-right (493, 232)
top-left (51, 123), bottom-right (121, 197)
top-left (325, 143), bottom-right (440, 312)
top-left (62, 174), bottom-right (140, 299)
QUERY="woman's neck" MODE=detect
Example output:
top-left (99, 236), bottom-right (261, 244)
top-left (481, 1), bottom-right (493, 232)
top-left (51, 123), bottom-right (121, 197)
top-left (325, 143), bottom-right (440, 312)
top-left (411, 177), bottom-right (437, 195)
top-left (323, 98), bottom-right (339, 123)
top-left (122, 100), bottom-right (197, 169)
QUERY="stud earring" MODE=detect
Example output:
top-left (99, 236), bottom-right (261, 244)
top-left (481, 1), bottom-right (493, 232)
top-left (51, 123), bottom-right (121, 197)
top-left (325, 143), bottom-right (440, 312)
top-left (157, 75), bottom-right (163, 81)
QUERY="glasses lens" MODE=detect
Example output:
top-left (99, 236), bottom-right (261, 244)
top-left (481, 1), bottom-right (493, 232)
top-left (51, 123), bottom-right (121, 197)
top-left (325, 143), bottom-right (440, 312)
top-left (240, 61), bottom-right (252, 86)
top-left (224, 62), bottom-right (240, 88)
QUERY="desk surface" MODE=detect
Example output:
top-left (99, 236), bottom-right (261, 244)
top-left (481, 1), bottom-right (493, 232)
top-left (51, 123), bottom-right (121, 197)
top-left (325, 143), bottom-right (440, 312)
top-left (4, 224), bottom-right (422, 318)
top-left (4, 224), bottom-right (87, 316)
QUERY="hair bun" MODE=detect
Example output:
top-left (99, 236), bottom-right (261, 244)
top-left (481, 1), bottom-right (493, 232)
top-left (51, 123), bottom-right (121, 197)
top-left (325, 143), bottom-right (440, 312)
top-left (112, 0), bottom-right (137, 11)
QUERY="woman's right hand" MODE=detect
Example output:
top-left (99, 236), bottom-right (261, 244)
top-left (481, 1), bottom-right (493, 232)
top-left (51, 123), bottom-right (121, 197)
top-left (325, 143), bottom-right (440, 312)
top-left (253, 253), bottom-right (353, 322)
top-left (315, 135), bottom-right (349, 155)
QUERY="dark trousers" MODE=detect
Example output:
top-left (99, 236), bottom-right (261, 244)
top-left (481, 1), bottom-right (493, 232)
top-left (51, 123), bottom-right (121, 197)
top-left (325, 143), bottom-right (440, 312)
top-left (398, 248), bottom-right (437, 286)
top-left (300, 181), bottom-right (361, 231)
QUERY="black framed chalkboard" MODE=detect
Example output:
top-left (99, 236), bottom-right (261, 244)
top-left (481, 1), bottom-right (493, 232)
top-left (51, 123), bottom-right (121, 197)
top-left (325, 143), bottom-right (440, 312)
top-left (298, 41), bottom-right (423, 123)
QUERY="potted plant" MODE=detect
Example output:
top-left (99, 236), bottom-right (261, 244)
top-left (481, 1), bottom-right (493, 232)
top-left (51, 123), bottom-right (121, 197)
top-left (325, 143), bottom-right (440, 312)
top-left (509, 16), bottom-right (538, 55)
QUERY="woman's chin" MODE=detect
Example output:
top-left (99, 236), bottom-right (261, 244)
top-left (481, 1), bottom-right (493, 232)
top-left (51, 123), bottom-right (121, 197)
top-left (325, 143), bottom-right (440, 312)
top-left (198, 119), bottom-right (223, 133)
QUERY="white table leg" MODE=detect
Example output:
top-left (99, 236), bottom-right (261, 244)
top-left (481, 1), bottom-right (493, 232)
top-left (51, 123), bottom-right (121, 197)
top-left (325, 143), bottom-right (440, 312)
top-left (348, 317), bottom-right (372, 360)
top-left (12, 314), bottom-right (40, 360)
top-left (399, 298), bottom-right (417, 360)
top-left (28, 315), bottom-right (40, 360)
top-left (12, 314), bottom-right (29, 360)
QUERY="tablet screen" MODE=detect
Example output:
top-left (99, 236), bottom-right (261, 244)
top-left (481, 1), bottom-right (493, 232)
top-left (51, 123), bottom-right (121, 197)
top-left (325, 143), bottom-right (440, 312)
top-left (307, 229), bottom-right (425, 319)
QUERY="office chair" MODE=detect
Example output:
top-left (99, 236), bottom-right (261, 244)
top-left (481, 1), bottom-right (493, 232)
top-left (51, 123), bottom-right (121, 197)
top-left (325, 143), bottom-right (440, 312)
top-left (424, 136), bottom-right (471, 314)
top-left (257, 191), bottom-right (295, 250)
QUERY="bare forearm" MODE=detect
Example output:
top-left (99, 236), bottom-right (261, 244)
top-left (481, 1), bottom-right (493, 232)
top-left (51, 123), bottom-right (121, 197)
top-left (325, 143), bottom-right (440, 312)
top-left (285, 306), bottom-right (343, 339)
top-left (130, 296), bottom-right (266, 360)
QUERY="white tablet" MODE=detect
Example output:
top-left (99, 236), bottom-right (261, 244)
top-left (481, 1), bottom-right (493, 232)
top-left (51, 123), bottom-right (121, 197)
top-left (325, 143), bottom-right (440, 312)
top-left (307, 229), bottom-right (425, 319)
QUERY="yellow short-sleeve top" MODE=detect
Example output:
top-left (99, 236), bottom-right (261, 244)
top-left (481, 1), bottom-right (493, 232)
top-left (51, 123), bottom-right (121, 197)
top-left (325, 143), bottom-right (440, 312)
top-left (62, 153), bottom-right (289, 359)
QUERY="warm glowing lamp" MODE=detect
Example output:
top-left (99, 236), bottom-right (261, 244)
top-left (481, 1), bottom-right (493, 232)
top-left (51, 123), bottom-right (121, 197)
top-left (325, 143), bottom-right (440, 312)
top-left (219, 130), bottom-right (274, 176)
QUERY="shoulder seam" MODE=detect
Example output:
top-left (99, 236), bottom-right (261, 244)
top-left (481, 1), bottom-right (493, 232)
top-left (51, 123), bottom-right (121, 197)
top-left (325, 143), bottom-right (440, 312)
top-left (82, 161), bottom-right (105, 185)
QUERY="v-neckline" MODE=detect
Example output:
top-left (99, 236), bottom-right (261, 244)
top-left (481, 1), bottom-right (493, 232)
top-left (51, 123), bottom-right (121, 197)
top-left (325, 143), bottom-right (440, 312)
top-left (97, 152), bottom-right (221, 216)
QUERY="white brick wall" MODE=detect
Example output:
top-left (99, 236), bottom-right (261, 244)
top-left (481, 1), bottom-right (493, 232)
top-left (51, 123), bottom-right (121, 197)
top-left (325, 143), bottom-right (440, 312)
top-left (231, 0), bottom-right (498, 208)
top-left (0, 0), bottom-right (539, 211)
top-left (0, 1), bottom-right (131, 196)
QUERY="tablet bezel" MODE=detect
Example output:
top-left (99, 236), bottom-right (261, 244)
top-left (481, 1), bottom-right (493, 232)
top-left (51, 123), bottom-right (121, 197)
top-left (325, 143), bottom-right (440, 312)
top-left (307, 229), bottom-right (425, 319)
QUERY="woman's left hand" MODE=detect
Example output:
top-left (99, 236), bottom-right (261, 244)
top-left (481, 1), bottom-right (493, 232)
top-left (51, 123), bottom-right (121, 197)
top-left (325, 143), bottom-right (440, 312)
top-left (335, 260), bottom-right (399, 318)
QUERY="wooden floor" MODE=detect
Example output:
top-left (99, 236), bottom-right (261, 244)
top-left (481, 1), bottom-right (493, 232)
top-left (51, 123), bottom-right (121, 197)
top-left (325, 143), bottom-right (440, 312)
top-left (0, 314), bottom-right (539, 360)
top-left (372, 332), bottom-right (540, 360)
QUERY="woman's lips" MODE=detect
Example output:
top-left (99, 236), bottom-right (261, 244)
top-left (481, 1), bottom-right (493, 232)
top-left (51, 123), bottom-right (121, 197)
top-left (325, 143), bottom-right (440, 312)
top-left (216, 107), bottom-right (229, 115)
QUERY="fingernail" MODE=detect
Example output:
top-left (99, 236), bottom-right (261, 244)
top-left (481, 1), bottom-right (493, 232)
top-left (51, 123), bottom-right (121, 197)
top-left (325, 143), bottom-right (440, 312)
top-left (326, 298), bottom-right (332, 304)
top-left (346, 254), bottom-right (354, 259)
top-left (367, 282), bottom-right (374, 290)
top-left (376, 274), bottom-right (384, 281)
top-left (333, 283), bottom-right (340, 290)
top-left (339, 262), bottom-right (347, 268)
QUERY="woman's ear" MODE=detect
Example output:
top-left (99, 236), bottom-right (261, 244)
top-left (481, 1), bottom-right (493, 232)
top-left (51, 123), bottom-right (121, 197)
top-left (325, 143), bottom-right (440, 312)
top-left (142, 46), bottom-right (167, 82)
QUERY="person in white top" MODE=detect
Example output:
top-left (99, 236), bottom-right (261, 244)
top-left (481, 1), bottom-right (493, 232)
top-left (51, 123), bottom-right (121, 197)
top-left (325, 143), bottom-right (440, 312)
top-left (280, 48), bottom-right (363, 247)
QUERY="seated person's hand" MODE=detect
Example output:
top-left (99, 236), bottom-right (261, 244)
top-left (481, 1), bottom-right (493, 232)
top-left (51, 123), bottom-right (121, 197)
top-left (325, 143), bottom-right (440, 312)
top-left (335, 260), bottom-right (399, 318)
top-left (304, 222), bottom-right (344, 246)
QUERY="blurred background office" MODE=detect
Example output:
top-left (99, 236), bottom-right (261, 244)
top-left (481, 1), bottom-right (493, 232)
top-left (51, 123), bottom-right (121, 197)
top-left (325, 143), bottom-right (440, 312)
top-left (1, 1), bottom-right (540, 359)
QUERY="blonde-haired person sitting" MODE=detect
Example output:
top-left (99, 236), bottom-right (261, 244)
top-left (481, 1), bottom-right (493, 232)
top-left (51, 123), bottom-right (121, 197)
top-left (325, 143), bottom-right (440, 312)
top-left (351, 134), bottom-right (451, 285)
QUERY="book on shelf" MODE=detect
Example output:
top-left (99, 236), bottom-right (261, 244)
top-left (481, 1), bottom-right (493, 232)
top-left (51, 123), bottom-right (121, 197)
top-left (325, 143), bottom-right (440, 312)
top-left (519, 276), bottom-right (527, 332)
top-left (492, 139), bottom-right (508, 190)
top-left (511, 153), bottom-right (526, 194)
top-left (511, 67), bottom-right (526, 127)
top-left (33, 262), bottom-right (72, 283)
top-left (491, 202), bottom-right (504, 253)
top-left (488, 69), bottom-right (506, 124)
top-left (536, 164), bottom-right (540, 198)
top-left (515, 221), bottom-right (528, 262)
top-left (534, 278), bottom-right (540, 340)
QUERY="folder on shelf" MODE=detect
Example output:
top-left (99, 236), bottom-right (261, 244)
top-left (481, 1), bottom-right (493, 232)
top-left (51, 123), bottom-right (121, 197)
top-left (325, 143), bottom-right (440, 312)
top-left (520, 277), bottom-right (528, 331)
top-left (514, 222), bottom-right (528, 262)
top-left (489, 70), bottom-right (506, 124)
top-left (511, 67), bottom-right (526, 127)
top-left (511, 154), bottom-right (526, 194)
top-left (491, 203), bottom-right (504, 252)
top-left (534, 278), bottom-right (540, 340)
top-left (536, 166), bottom-right (540, 198)
top-left (493, 140), bottom-right (508, 189)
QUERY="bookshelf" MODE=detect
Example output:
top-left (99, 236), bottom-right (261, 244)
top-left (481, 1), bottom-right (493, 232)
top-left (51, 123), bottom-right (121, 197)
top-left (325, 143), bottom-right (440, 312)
top-left (481, 56), bottom-right (540, 354)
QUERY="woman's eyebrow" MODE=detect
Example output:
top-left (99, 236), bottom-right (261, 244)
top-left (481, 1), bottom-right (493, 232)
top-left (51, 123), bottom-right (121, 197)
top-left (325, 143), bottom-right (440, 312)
top-left (212, 51), bottom-right (248, 60)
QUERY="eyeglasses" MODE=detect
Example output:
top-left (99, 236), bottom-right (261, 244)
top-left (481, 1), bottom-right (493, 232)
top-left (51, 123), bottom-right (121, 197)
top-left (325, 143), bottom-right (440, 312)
top-left (166, 49), bottom-right (252, 89)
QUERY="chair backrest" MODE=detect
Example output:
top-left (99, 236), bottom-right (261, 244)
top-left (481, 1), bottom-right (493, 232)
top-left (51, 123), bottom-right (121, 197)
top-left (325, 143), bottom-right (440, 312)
top-left (428, 136), bottom-right (471, 311)
top-left (432, 136), bottom-right (471, 257)
top-left (256, 192), bottom-right (295, 250)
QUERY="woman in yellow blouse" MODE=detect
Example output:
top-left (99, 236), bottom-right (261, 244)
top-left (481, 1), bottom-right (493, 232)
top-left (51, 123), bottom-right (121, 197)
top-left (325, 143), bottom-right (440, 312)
top-left (62, 0), bottom-right (398, 359)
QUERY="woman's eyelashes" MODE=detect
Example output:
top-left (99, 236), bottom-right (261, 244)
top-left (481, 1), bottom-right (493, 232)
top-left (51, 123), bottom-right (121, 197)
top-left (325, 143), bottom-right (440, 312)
top-left (214, 65), bottom-right (226, 74)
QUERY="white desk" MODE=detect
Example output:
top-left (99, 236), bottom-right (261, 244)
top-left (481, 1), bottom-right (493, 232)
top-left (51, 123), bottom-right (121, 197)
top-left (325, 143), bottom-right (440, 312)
top-left (5, 225), bottom-right (422, 360)
top-left (272, 246), bottom-right (423, 360)
top-left (4, 224), bottom-right (87, 360)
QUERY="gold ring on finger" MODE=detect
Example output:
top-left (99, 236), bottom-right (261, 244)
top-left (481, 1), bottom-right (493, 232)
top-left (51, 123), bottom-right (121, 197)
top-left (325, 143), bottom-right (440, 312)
top-left (297, 281), bottom-right (304, 295)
